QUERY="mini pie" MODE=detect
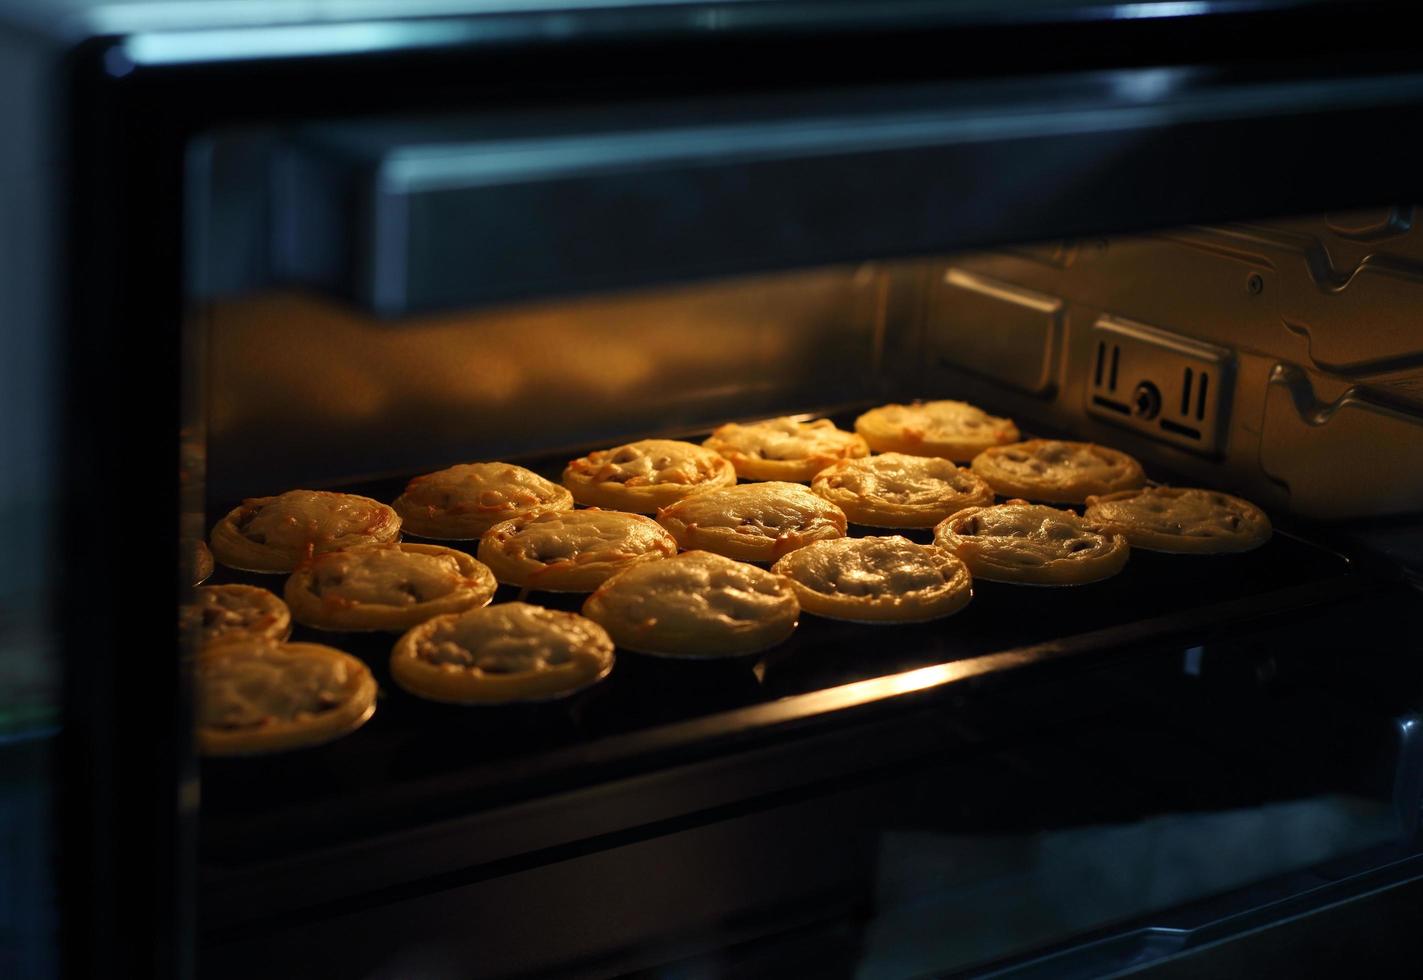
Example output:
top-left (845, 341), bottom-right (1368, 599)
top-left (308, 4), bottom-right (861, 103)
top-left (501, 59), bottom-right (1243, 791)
top-left (196, 640), bottom-right (377, 756)
top-left (391, 602), bottom-right (615, 704)
top-left (854, 400), bottom-right (1020, 461)
top-left (772, 536), bottom-right (973, 623)
top-left (702, 417), bottom-right (869, 482)
top-left (562, 439), bottom-right (737, 512)
top-left (284, 543), bottom-right (497, 632)
top-left (971, 440), bottom-right (1146, 504)
top-left (1084, 486), bottom-right (1272, 554)
top-left (656, 481), bottom-right (847, 563)
top-left (393, 462), bottom-right (573, 540)
top-left (211, 490), bottom-right (401, 573)
top-left (583, 550), bottom-right (799, 657)
top-left (182, 584), bottom-right (292, 647)
top-left (478, 509), bottom-right (677, 592)
top-left (934, 502), bottom-right (1129, 586)
top-left (193, 540), bottom-right (215, 585)
top-left (811, 453), bottom-right (996, 528)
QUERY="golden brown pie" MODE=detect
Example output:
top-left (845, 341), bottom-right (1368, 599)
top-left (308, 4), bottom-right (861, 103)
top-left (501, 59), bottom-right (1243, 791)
top-left (810, 453), bottom-right (996, 528)
top-left (196, 640), bottom-right (377, 756)
top-left (392, 462), bottom-right (573, 540)
top-left (934, 501), bottom-right (1130, 585)
top-left (971, 440), bottom-right (1146, 504)
top-left (210, 490), bottom-right (401, 573)
top-left (772, 536), bottom-right (973, 622)
top-left (562, 439), bottom-right (737, 513)
top-left (1084, 486), bottom-right (1272, 554)
top-left (390, 602), bottom-right (615, 704)
top-left (183, 584), bottom-right (292, 647)
top-left (702, 417), bottom-right (868, 482)
top-left (854, 400), bottom-right (1020, 461)
top-left (477, 509), bottom-right (677, 592)
top-left (656, 481), bottom-right (847, 563)
top-left (284, 542), bottom-right (497, 632)
top-left (192, 540), bottom-right (215, 585)
top-left (582, 550), bottom-right (799, 657)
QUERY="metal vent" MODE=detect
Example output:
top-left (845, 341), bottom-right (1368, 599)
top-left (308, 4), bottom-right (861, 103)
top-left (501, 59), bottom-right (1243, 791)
top-left (1087, 317), bottom-right (1233, 455)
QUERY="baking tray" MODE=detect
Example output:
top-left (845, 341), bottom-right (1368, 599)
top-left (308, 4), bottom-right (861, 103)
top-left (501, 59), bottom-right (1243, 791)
top-left (196, 416), bottom-right (1365, 863)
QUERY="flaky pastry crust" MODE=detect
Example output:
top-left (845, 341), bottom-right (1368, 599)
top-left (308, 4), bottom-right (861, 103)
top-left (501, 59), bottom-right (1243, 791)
top-left (971, 440), bottom-right (1146, 504)
top-left (393, 462), bottom-right (573, 540)
top-left (196, 640), bottom-right (377, 756)
top-left (1084, 487), bottom-right (1271, 554)
top-left (562, 439), bottom-right (736, 512)
top-left (934, 502), bottom-right (1129, 585)
top-left (391, 602), bottom-right (614, 704)
top-left (284, 542), bottom-right (497, 632)
top-left (854, 400), bottom-right (1019, 461)
top-left (702, 417), bottom-right (868, 482)
top-left (656, 481), bottom-right (847, 563)
top-left (583, 550), bottom-right (799, 657)
top-left (772, 536), bottom-right (973, 622)
top-left (210, 490), bottom-right (401, 573)
top-left (477, 509), bottom-right (677, 592)
top-left (811, 453), bottom-right (995, 528)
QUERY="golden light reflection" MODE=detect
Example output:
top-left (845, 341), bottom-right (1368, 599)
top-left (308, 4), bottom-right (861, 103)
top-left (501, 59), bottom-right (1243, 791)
top-left (199, 266), bottom-right (876, 495)
top-left (799, 661), bottom-right (970, 715)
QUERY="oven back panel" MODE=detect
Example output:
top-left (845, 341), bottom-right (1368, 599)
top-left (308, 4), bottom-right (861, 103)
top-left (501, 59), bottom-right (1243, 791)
top-left (202, 215), bottom-right (1423, 526)
top-left (918, 212), bottom-right (1423, 522)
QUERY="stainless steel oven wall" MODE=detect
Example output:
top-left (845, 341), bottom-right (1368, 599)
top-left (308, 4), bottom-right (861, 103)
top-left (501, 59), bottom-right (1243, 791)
top-left (916, 209), bottom-right (1423, 521)
top-left (201, 265), bottom-right (897, 501)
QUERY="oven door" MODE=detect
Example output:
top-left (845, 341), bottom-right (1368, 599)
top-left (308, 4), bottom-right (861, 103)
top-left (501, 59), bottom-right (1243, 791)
top-left (35, 1), bottom-right (1423, 977)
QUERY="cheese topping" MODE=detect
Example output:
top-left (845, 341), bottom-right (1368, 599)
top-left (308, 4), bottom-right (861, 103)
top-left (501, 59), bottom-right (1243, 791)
top-left (304, 547), bottom-right (466, 606)
top-left (660, 482), bottom-right (846, 540)
top-left (987, 441), bottom-right (1123, 481)
top-left (940, 503), bottom-right (1115, 566)
top-left (186, 585), bottom-right (286, 644)
top-left (566, 439), bottom-right (731, 488)
top-left (487, 509), bottom-right (675, 564)
top-left (233, 490), bottom-right (397, 552)
top-left (1087, 487), bottom-right (1267, 539)
top-left (415, 602), bottom-right (608, 674)
top-left (859, 400), bottom-right (1016, 444)
top-left (590, 551), bottom-right (795, 628)
top-left (971, 440), bottom-right (1146, 504)
top-left (398, 463), bottom-right (568, 518)
top-left (778, 536), bottom-right (955, 597)
top-left (815, 453), bottom-right (985, 506)
top-left (705, 417), bottom-right (866, 463)
top-left (198, 643), bottom-right (352, 730)
top-left (979, 440), bottom-right (1132, 483)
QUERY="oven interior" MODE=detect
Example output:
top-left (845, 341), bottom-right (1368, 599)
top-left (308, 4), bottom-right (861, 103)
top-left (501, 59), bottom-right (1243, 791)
top-left (186, 123), bottom-right (1423, 978)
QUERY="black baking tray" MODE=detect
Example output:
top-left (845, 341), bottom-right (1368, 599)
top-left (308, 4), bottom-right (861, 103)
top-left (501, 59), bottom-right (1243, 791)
top-left (196, 419), bottom-right (1366, 863)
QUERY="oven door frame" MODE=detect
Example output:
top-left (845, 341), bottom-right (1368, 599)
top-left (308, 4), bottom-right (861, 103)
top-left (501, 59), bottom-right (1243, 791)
top-left (53, 2), bottom-right (1423, 976)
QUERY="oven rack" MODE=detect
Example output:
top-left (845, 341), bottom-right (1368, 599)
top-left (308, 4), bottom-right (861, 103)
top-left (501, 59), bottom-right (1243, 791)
top-left (197, 412), bottom-right (1365, 865)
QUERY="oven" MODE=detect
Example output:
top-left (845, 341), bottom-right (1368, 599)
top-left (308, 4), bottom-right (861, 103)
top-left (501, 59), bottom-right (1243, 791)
top-left (4, 1), bottom-right (1423, 977)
